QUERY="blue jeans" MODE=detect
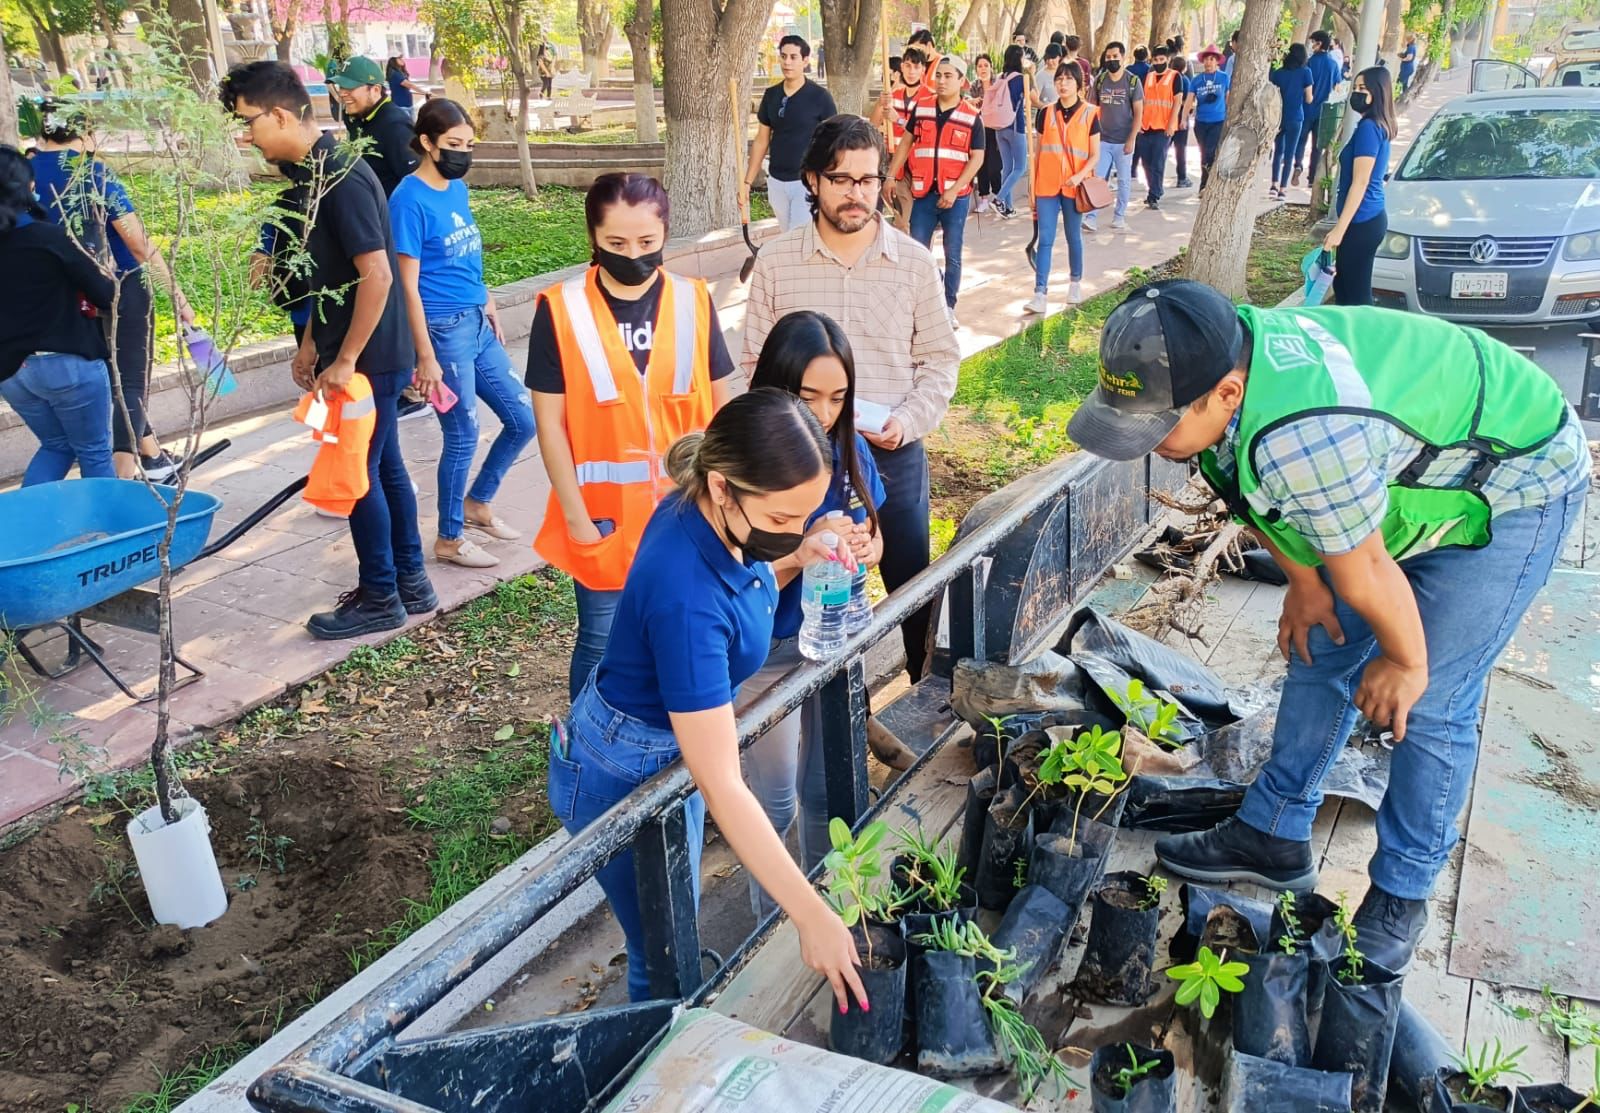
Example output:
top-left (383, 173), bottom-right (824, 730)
top-left (570, 582), bottom-right (622, 702)
top-left (995, 127), bottom-right (1029, 211)
top-left (1033, 193), bottom-right (1085, 291)
top-left (870, 439), bottom-right (932, 681)
top-left (909, 192), bottom-right (971, 309)
top-left (427, 306), bottom-right (536, 541)
top-left (0, 353), bottom-right (115, 485)
top-left (1294, 102), bottom-right (1324, 176)
top-left (1237, 485), bottom-right (1587, 899)
top-left (1091, 141), bottom-right (1135, 221)
top-left (548, 675), bottom-right (705, 1002)
top-left (1272, 119), bottom-right (1303, 188)
top-left (349, 369), bottom-right (425, 597)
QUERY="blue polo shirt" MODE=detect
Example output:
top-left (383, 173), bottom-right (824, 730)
top-left (772, 434), bottom-right (887, 639)
top-left (1191, 70), bottom-right (1231, 124)
top-left (1270, 65), bottom-right (1314, 125)
top-left (1337, 117), bottom-right (1390, 224)
top-left (596, 493), bottom-right (780, 728)
top-left (30, 149), bottom-right (140, 274)
top-left (1308, 50), bottom-right (1341, 106)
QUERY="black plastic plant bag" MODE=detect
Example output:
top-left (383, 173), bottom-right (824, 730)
top-left (1513, 1083), bottom-right (1588, 1112)
top-left (1233, 948), bottom-right (1313, 1067)
top-left (1388, 999), bottom-right (1459, 1112)
top-left (1433, 1068), bottom-right (1514, 1112)
top-left (1226, 1050), bottom-right (1353, 1112)
top-left (958, 766), bottom-right (997, 880)
top-left (1089, 1043), bottom-right (1177, 1113)
top-left (1030, 818), bottom-right (1116, 927)
top-left (990, 884), bottom-right (1069, 1003)
top-left (1172, 884), bottom-right (1273, 965)
top-left (1312, 959), bottom-right (1404, 1113)
top-left (903, 889), bottom-right (977, 1019)
top-left (1077, 872), bottom-right (1161, 1006)
top-left (829, 922), bottom-right (907, 1065)
top-left (975, 783), bottom-right (1034, 911)
top-left (914, 951), bottom-right (1003, 1078)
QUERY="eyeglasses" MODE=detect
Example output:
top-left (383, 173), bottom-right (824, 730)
top-left (820, 173), bottom-right (885, 193)
top-left (237, 110), bottom-right (270, 132)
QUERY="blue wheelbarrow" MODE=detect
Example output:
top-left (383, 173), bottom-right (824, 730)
top-left (0, 440), bottom-right (307, 701)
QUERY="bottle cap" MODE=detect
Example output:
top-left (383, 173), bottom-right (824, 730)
top-left (818, 530), bottom-right (840, 549)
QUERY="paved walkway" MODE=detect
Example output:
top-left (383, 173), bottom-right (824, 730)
top-left (0, 72), bottom-right (1466, 828)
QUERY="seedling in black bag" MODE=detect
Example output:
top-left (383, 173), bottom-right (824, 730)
top-left (1013, 857), bottom-right (1029, 890)
top-left (823, 818), bottom-right (899, 965)
top-left (1109, 679), bottom-right (1185, 750)
top-left (1139, 875), bottom-right (1168, 911)
top-left (1110, 1043), bottom-right (1163, 1097)
top-left (1056, 725), bottom-right (1133, 856)
top-left (1276, 890), bottom-right (1302, 955)
top-left (1167, 945), bottom-right (1250, 1019)
top-left (1574, 1046), bottom-right (1600, 1112)
top-left (1451, 1038), bottom-right (1531, 1103)
top-left (1332, 892), bottom-right (1365, 984)
top-left (894, 826), bottom-right (968, 912)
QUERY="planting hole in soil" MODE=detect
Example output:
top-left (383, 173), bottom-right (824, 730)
top-left (1077, 871), bottom-right (1162, 1006)
top-left (829, 922), bottom-right (908, 1064)
top-left (1512, 1083), bottom-right (1587, 1113)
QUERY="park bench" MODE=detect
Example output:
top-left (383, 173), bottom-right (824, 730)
top-left (548, 69), bottom-right (598, 130)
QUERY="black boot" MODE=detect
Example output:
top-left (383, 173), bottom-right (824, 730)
top-left (307, 589), bottom-right (406, 640)
top-left (1155, 816), bottom-right (1318, 890)
top-left (397, 569), bottom-right (438, 615)
top-left (1351, 884), bottom-right (1428, 973)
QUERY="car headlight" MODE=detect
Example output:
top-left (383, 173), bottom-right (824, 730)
top-left (1565, 232), bottom-right (1600, 262)
top-left (1375, 231), bottom-right (1411, 260)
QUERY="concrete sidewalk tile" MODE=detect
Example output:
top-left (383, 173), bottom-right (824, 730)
top-left (0, 750), bottom-right (75, 828)
top-left (164, 656), bottom-right (285, 728)
top-left (184, 562), bottom-right (322, 625)
top-left (256, 535), bottom-right (360, 586)
top-left (216, 523), bottom-right (320, 565)
top-left (172, 554), bottom-right (247, 596)
top-left (190, 614), bottom-right (351, 688)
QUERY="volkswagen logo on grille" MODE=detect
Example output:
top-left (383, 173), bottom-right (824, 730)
top-left (1469, 236), bottom-right (1499, 264)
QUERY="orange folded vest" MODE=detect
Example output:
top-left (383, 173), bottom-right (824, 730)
top-left (292, 375), bottom-right (377, 517)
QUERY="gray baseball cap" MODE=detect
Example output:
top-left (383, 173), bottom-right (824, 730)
top-left (1067, 279), bottom-right (1245, 461)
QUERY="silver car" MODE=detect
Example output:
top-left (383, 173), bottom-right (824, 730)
top-left (1371, 87), bottom-right (1600, 325)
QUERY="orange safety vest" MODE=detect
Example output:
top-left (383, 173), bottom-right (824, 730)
top-left (1034, 100), bottom-right (1100, 198)
top-left (891, 83), bottom-right (935, 141)
top-left (533, 266), bottom-right (715, 591)
top-left (292, 374), bottom-right (376, 517)
top-left (921, 51), bottom-right (941, 94)
top-left (1142, 69), bottom-right (1180, 131)
top-left (908, 98), bottom-right (981, 199)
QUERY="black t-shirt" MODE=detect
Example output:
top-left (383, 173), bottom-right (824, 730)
top-left (344, 98), bottom-right (419, 197)
top-left (524, 272), bottom-right (735, 393)
top-left (758, 79), bottom-right (838, 182)
top-left (289, 134), bottom-right (415, 374)
top-left (1034, 99), bottom-right (1103, 137)
top-left (0, 216), bottom-right (116, 382)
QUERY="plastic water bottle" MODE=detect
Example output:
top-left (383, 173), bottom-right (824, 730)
top-left (798, 530), bottom-right (852, 661)
top-left (184, 327), bottom-right (237, 398)
top-left (826, 509), bottom-right (873, 634)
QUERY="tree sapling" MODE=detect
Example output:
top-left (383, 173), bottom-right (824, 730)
top-left (1109, 679), bottom-right (1185, 750)
top-left (1277, 889), bottom-right (1303, 955)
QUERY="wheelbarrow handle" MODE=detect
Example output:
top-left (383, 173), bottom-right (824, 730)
top-left (188, 438), bottom-right (232, 473)
top-left (195, 476), bottom-right (309, 562)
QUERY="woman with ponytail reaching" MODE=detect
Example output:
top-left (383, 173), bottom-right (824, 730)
top-left (392, 97), bottom-right (535, 569)
top-left (547, 388), bottom-right (869, 1010)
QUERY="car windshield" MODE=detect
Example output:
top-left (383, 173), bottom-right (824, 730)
top-left (1550, 60), bottom-right (1600, 87)
top-left (1397, 107), bottom-right (1600, 180)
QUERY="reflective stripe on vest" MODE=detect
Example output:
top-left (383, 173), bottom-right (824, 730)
top-left (559, 271), bottom-right (698, 402)
top-left (1034, 101), bottom-right (1099, 197)
top-left (575, 459), bottom-right (653, 486)
top-left (1143, 71), bottom-right (1178, 128)
top-left (908, 100), bottom-right (980, 197)
top-left (341, 395), bottom-right (376, 419)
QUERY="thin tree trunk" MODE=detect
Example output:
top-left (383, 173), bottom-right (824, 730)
top-left (0, 29), bottom-right (17, 146)
top-left (820, 0), bottom-right (885, 117)
top-left (1015, 0), bottom-right (1051, 48)
top-left (1148, 0), bottom-right (1177, 49)
top-left (661, 0), bottom-right (774, 238)
top-left (579, 0), bottom-right (615, 81)
top-left (274, 0), bottom-right (303, 63)
top-left (1382, 0), bottom-right (1404, 57)
top-left (166, 0), bottom-right (215, 91)
top-left (1094, 0), bottom-right (1123, 58)
top-left (32, 16), bottom-right (70, 78)
top-left (1128, 0), bottom-right (1149, 47)
top-left (1290, 0), bottom-right (1314, 38)
top-left (487, 0), bottom-right (539, 197)
top-left (1182, 0), bottom-right (1277, 297)
top-left (626, 0), bottom-right (659, 142)
top-left (957, 0), bottom-right (986, 42)
top-left (1068, 0), bottom-right (1092, 47)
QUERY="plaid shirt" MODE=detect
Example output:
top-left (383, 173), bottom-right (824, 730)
top-left (1212, 407), bottom-right (1590, 556)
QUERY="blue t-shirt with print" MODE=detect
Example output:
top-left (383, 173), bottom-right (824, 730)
top-left (1308, 51), bottom-right (1341, 105)
top-left (596, 493), bottom-right (780, 729)
top-left (1337, 116), bottom-right (1390, 224)
top-left (772, 433), bottom-right (888, 639)
top-left (30, 148), bottom-right (140, 274)
top-left (1191, 70), bottom-right (1231, 124)
top-left (1270, 65), bottom-right (1314, 125)
top-left (389, 176), bottom-right (489, 314)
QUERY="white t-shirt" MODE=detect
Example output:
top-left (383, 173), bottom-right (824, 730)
top-left (1331, 47), bottom-right (1346, 70)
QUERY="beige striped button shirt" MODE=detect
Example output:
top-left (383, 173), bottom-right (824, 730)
top-left (740, 215), bottom-right (961, 445)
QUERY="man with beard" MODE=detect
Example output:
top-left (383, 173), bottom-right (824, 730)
top-left (741, 114), bottom-right (960, 684)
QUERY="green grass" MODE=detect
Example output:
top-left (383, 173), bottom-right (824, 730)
top-left (74, 1042), bottom-right (253, 1113)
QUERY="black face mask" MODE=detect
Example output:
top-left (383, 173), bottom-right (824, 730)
top-left (1348, 90), bottom-right (1371, 114)
top-left (594, 246), bottom-right (663, 287)
top-left (1105, 58), bottom-right (1122, 72)
top-left (435, 148), bottom-right (472, 180)
top-left (1152, 62), bottom-right (1168, 72)
top-left (724, 494), bottom-right (805, 563)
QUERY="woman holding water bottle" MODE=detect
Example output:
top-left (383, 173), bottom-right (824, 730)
top-left (738, 311), bottom-right (886, 917)
top-left (546, 388), bottom-right (867, 1010)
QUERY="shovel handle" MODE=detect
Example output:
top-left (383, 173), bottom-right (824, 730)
top-left (729, 77), bottom-right (751, 224)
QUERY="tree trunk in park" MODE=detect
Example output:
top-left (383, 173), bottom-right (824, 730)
top-left (0, 30), bottom-right (18, 147)
top-left (957, 0), bottom-right (986, 43)
top-left (166, 0), bottom-right (216, 91)
top-left (1382, 0), bottom-right (1404, 57)
top-left (579, 0), bottom-right (615, 81)
top-left (660, 0), bottom-right (774, 238)
top-left (273, 0), bottom-right (304, 63)
top-left (487, 0), bottom-right (539, 198)
top-left (1182, 0), bottom-right (1277, 297)
top-left (1291, 0), bottom-right (1315, 42)
top-left (1094, 0), bottom-right (1122, 58)
top-left (31, 16), bottom-right (70, 79)
top-left (1067, 0), bottom-right (1091, 42)
top-left (819, 0), bottom-right (885, 116)
top-left (1148, 0), bottom-right (1176, 48)
top-left (1301, 1), bottom-right (1324, 41)
top-left (1015, 0), bottom-right (1051, 49)
top-left (1127, 0), bottom-right (1148, 46)
top-left (625, 0), bottom-right (659, 143)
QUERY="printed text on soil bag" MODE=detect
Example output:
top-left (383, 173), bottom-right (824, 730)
top-left (76, 543), bottom-right (159, 587)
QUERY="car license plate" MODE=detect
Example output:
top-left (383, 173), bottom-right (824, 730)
top-left (1451, 271), bottom-right (1508, 299)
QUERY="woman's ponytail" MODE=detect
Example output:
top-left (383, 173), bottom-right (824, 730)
top-left (665, 431), bottom-right (707, 497)
top-left (665, 390), bottom-right (828, 506)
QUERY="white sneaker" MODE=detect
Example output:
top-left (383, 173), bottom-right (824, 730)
top-left (1083, 217), bottom-right (1098, 232)
top-left (947, 306), bottom-right (960, 330)
top-left (1023, 292), bottom-right (1047, 315)
top-left (1111, 216), bottom-right (1128, 231)
top-left (1068, 281), bottom-right (1083, 305)
top-left (975, 195), bottom-right (991, 213)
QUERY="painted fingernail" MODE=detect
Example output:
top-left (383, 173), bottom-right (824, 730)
top-left (861, 999), bottom-right (871, 1012)
top-left (839, 1002), bottom-right (848, 1015)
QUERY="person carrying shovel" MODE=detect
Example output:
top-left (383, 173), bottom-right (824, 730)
top-left (1065, 280), bottom-right (1589, 973)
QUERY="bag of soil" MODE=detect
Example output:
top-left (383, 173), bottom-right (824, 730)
top-left (1311, 959), bottom-right (1404, 1113)
top-left (1077, 872), bottom-right (1162, 1006)
top-left (1233, 947), bottom-right (1313, 1067)
top-left (1432, 1068), bottom-right (1515, 1112)
top-left (1030, 821), bottom-right (1115, 925)
top-left (1513, 1083), bottom-right (1587, 1112)
top-left (915, 951), bottom-right (1004, 1078)
top-left (1225, 1050), bottom-right (1353, 1112)
top-left (958, 767), bottom-right (998, 880)
top-left (975, 784), bottom-right (1035, 911)
top-left (990, 884), bottom-right (1070, 1004)
top-left (830, 922), bottom-right (908, 1065)
top-left (1171, 884), bottom-right (1274, 965)
top-left (1088, 1043), bottom-right (1177, 1113)
top-left (1271, 895), bottom-right (1341, 1044)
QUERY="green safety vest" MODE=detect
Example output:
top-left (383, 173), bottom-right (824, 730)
top-left (1197, 304), bottom-right (1570, 567)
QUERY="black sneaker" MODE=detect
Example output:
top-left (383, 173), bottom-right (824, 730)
top-left (396, 397), bottom-right (430, 422)
top-left (397, 569), bottom-right (438, 615)
top-left (307, 589), bottom-right (407, 640)
top-left (1155, 816), bottom-right (1318, 890)
top-left (140, 450), bottom-right (182, 483)
top-left (1176, 178), bottom-right (1194, 188)
top-left (1351, 884), bottom-right (1428, 973)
